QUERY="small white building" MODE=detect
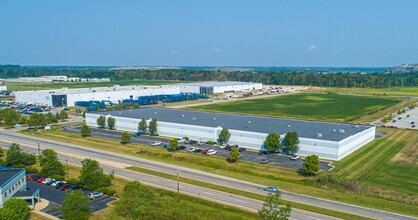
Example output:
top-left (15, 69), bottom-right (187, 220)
top-left (169, 81), bottom-right (263, 94)
top-left (0, 168), bottom-right (27, 207)
top-left (15, 85), bottom-right (181, 107)
top-left (85, 108), bottom-right (375, 161)
top-left (0, 86), bottom-right (7, 91)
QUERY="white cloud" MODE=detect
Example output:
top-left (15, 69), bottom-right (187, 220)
top-left (308, 45), bottom-right (317, 50)
top-left (212, 48), bottom-right (222, 53)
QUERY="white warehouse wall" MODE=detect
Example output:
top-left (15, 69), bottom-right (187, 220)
top-left (15, 90), bottom-right (54, 106)
top-left (85, 112), bottom-right (368, 161)
top-left (213, 83), bottom-right (262, 93)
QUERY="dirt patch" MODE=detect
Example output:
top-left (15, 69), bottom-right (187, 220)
top-left (391, 132), bottom-right (418, 166)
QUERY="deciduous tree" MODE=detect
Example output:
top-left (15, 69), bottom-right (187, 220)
top-left (107, 117), bottom-right (116, 129)
top-left (148, 118), bottom-right (158, 135)
top-left (0, 198), bottom-right (30, 220)
top-left (79, 159), bottom-right (111, 190)
top-left (81, 124), bottom-right (91, 137)
top-left (97, 116), bottom-right (106, 128)
top-left (59, 110), bottom-right (69, 120)
top-left (303, 155), bottom-right (320, 175)
top-left (138, 118), bottom-right (148, 133)
top-left (229, 147), bottom-right (240, 162)
top-left (284, 132), bottom-right (299, 153)
top-left (121, 131), bottom-right (131, 144)
top-left (6, 143), bottom-right (36, 167)
top-left (218, 128), bottom-right (231, 144)
top-left (168, 138), bottom-right (178, 150)
top-left (264, 132), bottom-right (281, 152)
top-left (60, 190), bottom-right (91, 220)
top-left (40, 149), bottom-right (66, 179)
top-left (258, 192), bottom-right (292, 220)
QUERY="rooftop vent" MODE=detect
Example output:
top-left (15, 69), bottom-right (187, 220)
top-left (333, 129), bottom-right (336, 133)
top-left (192, 117), bottom-right (197, 121)
top-left (338, 129), bottom-right (345, 133)
top-left (182, 115), bottom-right (185, 117)
top-left (288, 124), bottom-right (291, 128)
top-left (354, 125), bottom-right (359, 128)
top-left (315, 133), bottom-right (323, 138)
top-left (213, 118), bottom-right (216, 120)
top-left (119, 112), bottom-right (122, 114)
top-left (154, 112), bottom-right (157, 114)
top-left (248, 121), bottom-right (251, 124)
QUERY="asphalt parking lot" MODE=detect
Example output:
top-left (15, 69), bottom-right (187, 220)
top-left (63, 125), bottom-right (332, 171)
top-left (373, 104), bottom-right (418, 129)
top-left (26, 178), bottom-right (115, 218)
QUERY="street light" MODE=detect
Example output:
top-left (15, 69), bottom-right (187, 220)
top-left (65, 159), bottom-right (69, 180)
top-left (177, 169), bottom-right (181, 202)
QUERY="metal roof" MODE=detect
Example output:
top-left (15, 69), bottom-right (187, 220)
top-left (95, 108), bottom-right (372, 141)
top-left (0, 168), bottom-right (24, 188)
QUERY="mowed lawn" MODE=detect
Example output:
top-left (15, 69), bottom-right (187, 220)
top-left (332, 128), bottom-right (418, 195)
top-left (328, 86), bottom-right (418, 97)
top-left (191, 93), bottom-right (402, 122)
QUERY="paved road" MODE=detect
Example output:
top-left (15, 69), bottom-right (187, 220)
top-left (0, 129), bottom-right (416, 220)
top-left (62, 125), bottom-right (332, 171)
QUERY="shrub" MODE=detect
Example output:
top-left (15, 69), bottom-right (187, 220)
top-left (66, 178), bottom-right (81, 185)
top-left (98, 186), bottom-right (116, 196)
top-left (182, 137), bottom-right (189, 141)
top-left (25, 167), bottom-right (40, 174)
top-left (205, 141), bottom-right (217, 145)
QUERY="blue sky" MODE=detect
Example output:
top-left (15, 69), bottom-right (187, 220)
top-left (1, 0), bottom-right (417, 67)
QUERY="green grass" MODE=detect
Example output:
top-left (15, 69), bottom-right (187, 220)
top-left (326, 86), bottom-right (418, 97)
top-left (126, 166), bottom-right (373, 220)
top-left (191, 93), bottom-right (402, 122)
top-left (18, 128), bottom-right (418, 217)
top-left (332, 128), bottom-right (418, 195)
top-left (5, 80), bottom-right (181, 91)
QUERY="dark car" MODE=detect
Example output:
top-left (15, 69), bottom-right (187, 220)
top-left (188, 140), bottom-right (197, 144)
top-left (260, 158), bottom-right (271, 164)
top-left (32, 175), bottom-right (42, 181)
top-left (55, 182), bottom-right (66, 189)
top-left (176, 145), bottom-right (186, 150)
top-left (194, 149), bottom-right (202, 153)
top-left (133, 131), bottom-right (142, 137)
top-left (60, 184), bottom-right (70, 191)
top-left (238, 147), bottom-right (246, 152)
top-left (46, 180), bottom-right (56, 186)
top-left (68, 185), bottom-right (82, 190)
top-left (411, 121), bottom-right (415, 125)
top-left (224, 145), bottom-right (231, 150)
top-left (259, 150), bottom-right (268, 155)
top-left (163, 144), bottom-right (170, 149)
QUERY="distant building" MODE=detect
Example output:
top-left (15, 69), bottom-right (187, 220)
top-left (167, 81), bottom-right (262, 94)
top-left (0, 85), bottom-right (7, 91)
top-left (17, 76), bottom-right (110, 83)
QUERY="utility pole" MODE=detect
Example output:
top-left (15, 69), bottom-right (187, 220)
top-left (177, 170), bottom-right (180, 202)
top-left (65, 159), bottom-right (69, 180)
top-left (37, 142), bottom-right (41, 156)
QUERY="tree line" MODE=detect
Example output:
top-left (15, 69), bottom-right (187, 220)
top-left (1, 67), bottom-right (417, 88)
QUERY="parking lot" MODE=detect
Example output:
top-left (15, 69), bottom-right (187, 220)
top-left (26, 177), bottom-right (115, 218)
top-left (63, 125), bottom-right (332, 171)
top-left (374, 104), bottom-right (418, 129)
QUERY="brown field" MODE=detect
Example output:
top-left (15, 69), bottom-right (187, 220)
top-left (391, 133), bottom-right (418, 166)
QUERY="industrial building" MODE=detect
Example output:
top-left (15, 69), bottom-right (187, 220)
top-left (85, 108), bottom-right (375, 161)
top-left (170, 81), bottom-right (263, 94)
top-left (17, 76), bottom-right (110, 83)
top-left (15, 85), bottom-right (180, 107)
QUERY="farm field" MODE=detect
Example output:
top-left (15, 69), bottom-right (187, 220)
top-left (191, 93), bottom-right (402, 122)
top-left (332, 128), bottom-right (418, 202)
top-left (4, 80), bottom-right (181, 91)
top-left (324, 86), bottom-right (418, 97)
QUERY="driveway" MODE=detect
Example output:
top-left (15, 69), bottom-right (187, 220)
top-left (63, 125), bottom-right (332, 171)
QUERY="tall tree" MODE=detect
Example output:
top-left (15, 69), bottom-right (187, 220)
top-left (303, 155), bottom-right (320, 175)
top-left (97, 116), bottom-right (106, 128)
top-left (46, 112), bottom-right (58, 124)
top-left (148, 118), bottom-right (158, 135)
top-left (218, 128), bottom-right (231, 144)
top-left (28, 113), bottom-right (47, 127)
top-left (60, 190), bottom-right (92, 220)
top-left (1, 108), bottom-right (21, 127)
top-left (138, 118), bottom-right (148, 133)
top-left (0, 198), bottom-right (30, 220)
top-left (107, 117), bottom-right (116, 129)
top-left (121, 131), bottom-right (131, 144)
top-left (6, 143), bottom-right (36, 167)
top-left (264, 132), bottom-right (281, 152)
top-left (79, 158), bottom-right (111, 190)
top-left (168, 138), bottom-right (178, 150)
top-left (258, 192), bottom-right (292, 220)
top-left (59, 110), bottom-right (69, 120)
top-left (284, 132), bottom-right (299, 153)
top-left (81, 124), bottom-right (91, 137)
top-left (40, 149), bottom-right (66, 179)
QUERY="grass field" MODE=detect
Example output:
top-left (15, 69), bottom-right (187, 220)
top-left (5, 80), bottom-right (181, 91)
top-left (191, 93), bottom-right (402, 122)
top-left (324, 86), bottom-right (418, 97)
top-left (19, 127), bottom-right (418, 217)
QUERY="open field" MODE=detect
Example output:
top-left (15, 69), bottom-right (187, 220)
top-left (324, 86), bottom-right (418, 97)
top-left (332, 128), bottom-right (418, 203)
top-left (19, 126), bottom-right (418, 217)
top-left (4, 80), bottom-right (181, 91)
top-left (191, 93), bottom-right (403, 122)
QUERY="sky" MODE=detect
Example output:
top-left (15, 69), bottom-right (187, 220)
top-left (1, 0), bottom-right (418, 67)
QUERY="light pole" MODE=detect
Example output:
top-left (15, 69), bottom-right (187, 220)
top-left (177, 170), bottom-right (181, 202)
top-left (65, 159), bottom-right (69, 180)
top-left (37, 142), bottom-right (41, 156)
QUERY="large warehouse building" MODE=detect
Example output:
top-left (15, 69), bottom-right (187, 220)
top-left (15, 85), bottom-right (180, 107)
top-left (170, 81), bottom-right (263, 94)
top-left (86, 108), bottom-right (375, 161)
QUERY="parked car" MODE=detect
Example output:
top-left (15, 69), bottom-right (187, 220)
top-left (32, 175), bottom-right (42, 181)
top-left (188, 140), bottom-right (197, 144)
top-left (194, 148), bottom-right (202, 153)
top-left (37, 177), bottom-right (46, 183)
top-left (291, 154), bottom-right (300, 160)
top-left (187, 147), bottom-right (198, 152)
top-left (163, 144), bottom-right (170, 149)
top-left (42, 178), bottom-right (52, 184)
top-left (411, 121), bottom-right (415, 124)
top-left (150, 141), bottom-right (162, 146)
top-left (207, 149), bottom-right (217, 155)
top-left (176, 145), bottom-right (186, 150)
top-left (60, 184), bottom-right (70, 191)
top-left (238, 147), bottom-right (246, 152)
top-left (406, 115), bottom-right (410, 117)
top-left (51, 181), bottom-right (62, 187)
top-left (238, 154), bottom-right (243, 159)
top-left (398, 117), bottom-right (402, 120)
top-left (263, 186), bottom-right (279, 192)
top-left (133, 131), bottom-right (142, 137)
top-left (68, 185), bottom-right (82, 190)
top-left (27, 174), bottom-right (36, 181)
top-left (55, 181), bottom-right (67, 189)
top-left (89, 192), bottom-right (104, 200)
top-left (412, 125), bottom-right (416, 128)
top-left (46, 179), bottom-right (56, 186)
top-left (224, 145), bottom-right (231, 150)
top-left (259, 150), bottom-right (268, 155)
top-left (198, 141), bottom-right (206, 146)
top-left (260, 158), bottom-right (270, 164)
top-left (392, 120), bottom-right (397, 123)
top-left (219, 144), bottom-right (227, 149)
top-left (201, 148), bottom-right (209, 154)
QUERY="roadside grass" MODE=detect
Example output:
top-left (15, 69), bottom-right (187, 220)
top-left (0, 96), bottom-right (13, 101)
top-left (5, 80), bottom-right (181, 91)
top-left (349, 98), bottom-right (417, 124)
top-left (324, 86), bottom-right (418, 97)
top-left (190, 93), bottom-right (402, 122)
top-left (29, 212), bottom-right (50, 220)
top-left (332, 128), bottom-right (418, 198)
top-left (19, 128), bottom-right (418, 217)
top-left (126, 166), bottom-right (373, 220)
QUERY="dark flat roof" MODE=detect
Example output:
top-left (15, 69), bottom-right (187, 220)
top-left (95, 108), bottom-right (372, 141)
top-left (0, 169), bottom-right (24, 188)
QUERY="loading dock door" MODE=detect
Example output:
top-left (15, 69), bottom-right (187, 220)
top-left (52, 95), bottom-right (67, 107)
